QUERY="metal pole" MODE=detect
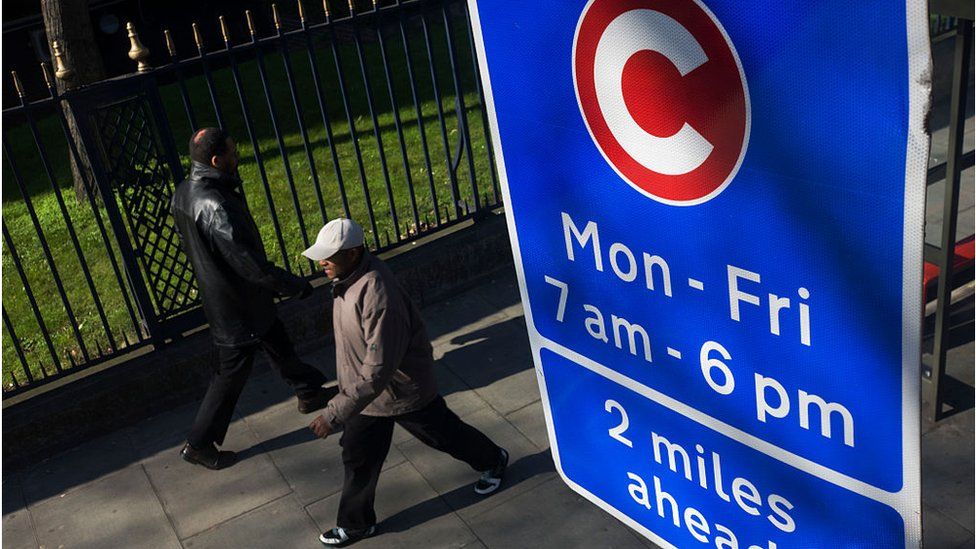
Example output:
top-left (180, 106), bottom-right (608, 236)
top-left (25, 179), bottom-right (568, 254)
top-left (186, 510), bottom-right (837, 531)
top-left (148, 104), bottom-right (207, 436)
top-left (929, 19), bottom-right (972, 421)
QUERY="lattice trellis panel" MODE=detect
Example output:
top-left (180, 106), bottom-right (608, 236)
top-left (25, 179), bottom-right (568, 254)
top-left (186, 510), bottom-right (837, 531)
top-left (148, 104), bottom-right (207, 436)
top-left (92, 97), bottom-right (199, 320)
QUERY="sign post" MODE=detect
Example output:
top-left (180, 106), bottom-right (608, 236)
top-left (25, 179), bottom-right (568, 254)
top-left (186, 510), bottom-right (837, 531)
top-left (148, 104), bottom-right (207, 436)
top-left (468, 1), bottom-right (929, 547)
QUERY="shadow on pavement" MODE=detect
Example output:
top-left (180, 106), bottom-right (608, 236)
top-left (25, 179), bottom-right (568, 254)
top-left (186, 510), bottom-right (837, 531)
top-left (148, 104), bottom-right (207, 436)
top-left (376, 449), bottom-right (556, 535)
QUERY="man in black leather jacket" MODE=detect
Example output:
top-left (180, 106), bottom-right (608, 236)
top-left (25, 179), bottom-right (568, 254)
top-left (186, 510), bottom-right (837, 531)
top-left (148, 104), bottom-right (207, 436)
top-left (171, 127), bottom-right (330, 469)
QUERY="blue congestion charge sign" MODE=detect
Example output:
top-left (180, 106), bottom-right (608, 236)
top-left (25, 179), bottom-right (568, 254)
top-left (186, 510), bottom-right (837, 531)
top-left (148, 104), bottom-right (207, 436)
top-left (469, 0), bottom-right (930, 547)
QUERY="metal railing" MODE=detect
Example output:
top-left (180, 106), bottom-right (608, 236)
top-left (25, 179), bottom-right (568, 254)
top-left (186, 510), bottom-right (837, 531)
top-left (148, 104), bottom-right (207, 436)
top-left (1, 0), bottom-right (500, 396)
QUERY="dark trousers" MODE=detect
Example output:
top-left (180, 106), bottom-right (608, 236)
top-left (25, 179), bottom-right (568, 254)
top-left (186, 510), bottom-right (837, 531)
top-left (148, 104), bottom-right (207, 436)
top-left (187, 320), bottom-right (327, 448)
top-left (337, 395), bottom-right (501, 530)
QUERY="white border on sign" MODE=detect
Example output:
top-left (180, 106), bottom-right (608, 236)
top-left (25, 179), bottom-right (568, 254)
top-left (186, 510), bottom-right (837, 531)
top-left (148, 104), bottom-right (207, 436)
top-left (466, 0), bottom-right (928, 547)
top-left (899, 0), bottom-right (929, 546)
top-left (570, 0), bottom-right (752, 207)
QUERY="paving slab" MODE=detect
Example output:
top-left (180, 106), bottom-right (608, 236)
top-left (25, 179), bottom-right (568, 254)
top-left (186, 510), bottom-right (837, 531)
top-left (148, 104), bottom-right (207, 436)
top-left (424, 291), bottom-right (513, 349)
top-left (505, 399), bottom-right (550, 451)
top-left (28, 465), bottom-right (179, 549)
top-left (140, 416), bottom-right (291, 539)
top-left (438, 318), bottom-right (534, 391)
top-left (127, 401), bottom-right (208, 458)
top-left (922, 410), bottom-right (975, 532)
top-left (923, 504), bottom-right (974, 549)
top-left (305, 461), bottom-right (478, 548)
top-left (436, 362), bottom-right (493, 420)
top-left (3, 475), bottom-right (37, 549)
top-left (466, 276), bottom-right (523, 313)
top-left (466, 476), bottom-right (650, 549)
top-left (472, 367), bottom-right (541, 416)
top-left (182, 495), bottom-right (321, 549)
top-left (20, 429), bottom-right (137, 506)
top-left (397, 406), bottom-right (555, 521)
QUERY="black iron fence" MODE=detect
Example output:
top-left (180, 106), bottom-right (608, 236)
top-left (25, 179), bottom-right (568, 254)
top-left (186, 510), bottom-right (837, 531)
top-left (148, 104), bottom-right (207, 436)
top-left (1, 0), bottom-right (500, 395)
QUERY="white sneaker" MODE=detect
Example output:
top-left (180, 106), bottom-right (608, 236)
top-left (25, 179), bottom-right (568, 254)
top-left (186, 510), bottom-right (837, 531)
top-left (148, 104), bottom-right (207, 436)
top-left (318, 525), bottom-right (376, 546)
top-left (474, 447), bottom-right (509, 495)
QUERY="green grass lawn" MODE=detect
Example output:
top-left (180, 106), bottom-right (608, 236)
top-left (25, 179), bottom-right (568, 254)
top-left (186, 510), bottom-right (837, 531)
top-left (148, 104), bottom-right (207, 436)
top-left (1, 11), bottom-right (498, 390)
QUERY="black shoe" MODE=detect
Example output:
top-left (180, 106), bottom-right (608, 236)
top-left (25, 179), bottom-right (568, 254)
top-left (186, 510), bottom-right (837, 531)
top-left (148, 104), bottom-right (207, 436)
top-left (474, 447), bottom-right (509, 495)
top-left (180, 442), bottom-right (237, 470)
top-left (298, 388), bottom-right (331, 414)
top-left (319, 526), bottom-right (376, 546)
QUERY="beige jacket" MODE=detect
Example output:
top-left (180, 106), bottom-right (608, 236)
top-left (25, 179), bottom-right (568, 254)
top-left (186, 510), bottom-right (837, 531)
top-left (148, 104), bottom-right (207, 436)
top-left (322, 252), bottom-right (438, 429)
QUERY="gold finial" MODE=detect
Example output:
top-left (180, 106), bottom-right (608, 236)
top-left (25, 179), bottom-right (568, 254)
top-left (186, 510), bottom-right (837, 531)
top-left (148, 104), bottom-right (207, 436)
top-left (245, 11), bottom-right (256, 37)
top-left (272, 4), bottom-right (281, 30)
top-left (51, 40), bottom-right (75, 81)
top-left (323, 0), bottom-right (331, 19)
top-left (372, 0), bottom-right (378, 9)
top-left (40, 62), bottom-right (54, 90)
top-left (219, 16), bottom-right (230, 43)
top-left (126, 22), bottom-right (151, 72)
top-left (192, 23), bottom-right (204, 50)
top-left (10, 71), bottom-right (25, 98)
top-left (164, 29), bottom-right (177, 57)
top-left (347, 0), bottom-right (355, 14)
top-left (297, 0), bottom-right (305, 23)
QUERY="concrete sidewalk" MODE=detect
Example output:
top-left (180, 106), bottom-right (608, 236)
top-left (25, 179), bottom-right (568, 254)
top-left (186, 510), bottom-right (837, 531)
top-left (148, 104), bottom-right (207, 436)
top-left (3, 271), bottom-right (973, 549)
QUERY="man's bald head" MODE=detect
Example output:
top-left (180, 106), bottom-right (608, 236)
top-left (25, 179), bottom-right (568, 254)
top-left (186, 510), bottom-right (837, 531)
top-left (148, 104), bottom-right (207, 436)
top-left (189, 128), bottom-right (238, 174)
top-left (189, 127), bottom-right (231, 165)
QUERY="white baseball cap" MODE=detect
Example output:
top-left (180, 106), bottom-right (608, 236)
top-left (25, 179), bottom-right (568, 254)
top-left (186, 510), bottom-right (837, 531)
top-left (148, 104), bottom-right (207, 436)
top-left (301, 218), bottom-right (365, 261)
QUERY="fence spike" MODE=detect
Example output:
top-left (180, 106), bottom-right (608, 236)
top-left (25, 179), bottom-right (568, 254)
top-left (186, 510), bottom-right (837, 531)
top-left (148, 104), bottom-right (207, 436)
top-left (297, 0), bottom-right (306, 24)
top-left (372, 0), bottom-right (379, 10)
top-left (272, 4), bottom-right (282, 31)
top-left (10, 71), bottom-right (25, 99)
top-left (164, 29), bottom-right (177, 58)
top-left (193, 22), bottom-right (205, 51)
top-left (219, 16), bottom-right (231, 44)
top-left (40, 62), bottom-right (54, 91)
top-left (323, 0), bottom-right (331, 19)
top-left (126, 22), bottom-right (151, 72)
top-left (246, 10), bottom-right (257, 37)
top-left (348, 0), bottom-right (355, 15)
top-left (51, 40), bottom-right (75, 82)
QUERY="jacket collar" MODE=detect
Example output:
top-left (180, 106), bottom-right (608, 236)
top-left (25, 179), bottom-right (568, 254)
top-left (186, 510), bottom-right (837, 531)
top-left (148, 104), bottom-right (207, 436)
top-left (190, 161), bottom-right (243, 191)
top-left (331, 251), bottom-right (372, 298)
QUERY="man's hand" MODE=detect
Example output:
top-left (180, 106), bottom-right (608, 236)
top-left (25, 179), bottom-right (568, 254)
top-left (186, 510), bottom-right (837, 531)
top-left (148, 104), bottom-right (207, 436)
top-left (309, 415), bottom-right (333, 439)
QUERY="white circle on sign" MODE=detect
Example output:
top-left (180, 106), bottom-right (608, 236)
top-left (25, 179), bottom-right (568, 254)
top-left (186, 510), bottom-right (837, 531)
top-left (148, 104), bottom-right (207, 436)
top-left (573, 0), bottom-right (750, 206)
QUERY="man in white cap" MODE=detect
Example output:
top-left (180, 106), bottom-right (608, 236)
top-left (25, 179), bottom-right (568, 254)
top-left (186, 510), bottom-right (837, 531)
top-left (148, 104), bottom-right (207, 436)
top-left (303, 218), bottom-right (509, 547)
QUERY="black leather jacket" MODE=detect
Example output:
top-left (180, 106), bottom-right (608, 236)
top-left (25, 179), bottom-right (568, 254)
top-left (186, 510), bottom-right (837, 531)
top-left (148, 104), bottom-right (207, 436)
top-left (171, 162), bottom-right (309, 347)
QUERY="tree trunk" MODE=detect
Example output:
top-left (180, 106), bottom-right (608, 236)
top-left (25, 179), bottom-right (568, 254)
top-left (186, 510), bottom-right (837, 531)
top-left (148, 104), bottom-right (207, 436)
top-left (41, 0), bottom-right (106, 202)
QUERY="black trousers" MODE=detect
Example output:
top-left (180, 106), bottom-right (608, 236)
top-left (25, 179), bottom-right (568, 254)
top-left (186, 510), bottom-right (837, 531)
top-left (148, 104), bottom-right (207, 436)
top-left (187, 319), bottom-right (327, 448)
top-left (337, 395), bottom-right (501, 530)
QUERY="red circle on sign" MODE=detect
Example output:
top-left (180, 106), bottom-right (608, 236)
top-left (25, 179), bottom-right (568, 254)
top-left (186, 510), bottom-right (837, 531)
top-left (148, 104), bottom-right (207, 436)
top-left (573, 0), bottom-right (749, 205)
